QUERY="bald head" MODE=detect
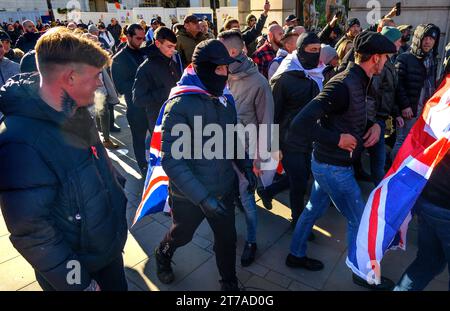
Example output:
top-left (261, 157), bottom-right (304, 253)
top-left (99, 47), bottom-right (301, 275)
top-left (293, 26), bottom-right (306, 35)
top-left (268, 24), bottom-right (284, 50)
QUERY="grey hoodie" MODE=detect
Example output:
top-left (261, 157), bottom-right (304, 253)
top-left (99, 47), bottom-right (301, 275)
top-left (228, 54), bottom-right (275, 165)
top-left (0, 57), bottom-right (20, 87)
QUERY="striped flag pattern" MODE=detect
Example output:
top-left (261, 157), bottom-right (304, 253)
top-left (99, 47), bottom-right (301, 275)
top-left (346, 75), bottom-right (450, 284)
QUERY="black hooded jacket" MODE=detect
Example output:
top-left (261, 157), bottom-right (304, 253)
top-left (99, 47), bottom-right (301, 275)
top-left (15, 32), bottom-right (41, 53)
top-left (395, 24), bottom-right (440, 117)
top-left (0, 73), bottom-right (128, 290)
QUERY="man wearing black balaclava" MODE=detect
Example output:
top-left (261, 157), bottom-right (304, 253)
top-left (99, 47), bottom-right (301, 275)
top-left (154, 39), bottom-right (256, 291)
top-left (269, 32), bottom-right (323, 232)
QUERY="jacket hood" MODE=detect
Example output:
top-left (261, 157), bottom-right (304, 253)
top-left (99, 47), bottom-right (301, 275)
top-left (228, 53), bottom-right (259, 79)
top-left (0, 72), bottom-right (67, 125)
top-left (411, 24), bottom-right (440, 59)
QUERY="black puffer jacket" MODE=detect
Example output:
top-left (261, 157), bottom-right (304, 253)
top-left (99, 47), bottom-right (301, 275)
top-left (395, 24), bottom-right (440, 117)
top-left (270, 70), bottom-right (320, 153)
top-left (0, 74), bottom-right (128, 290)
top-left (15, 32), bottom-right (41, 53)
top-left (161, 93), bottom-right (252, 205)
top-left (132, 45), bottom-right (181, 129)
top-left (111, 46), bottom-right (146, 104)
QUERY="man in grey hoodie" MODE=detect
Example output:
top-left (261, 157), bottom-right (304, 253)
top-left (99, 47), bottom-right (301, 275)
top-left (0, 41), bottom-right (19, 88)
top-left (219, 30), bottom-right (275, 267)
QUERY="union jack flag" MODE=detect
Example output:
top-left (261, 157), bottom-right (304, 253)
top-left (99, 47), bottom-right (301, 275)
top-left (346, 75), bottom-right (450, 284)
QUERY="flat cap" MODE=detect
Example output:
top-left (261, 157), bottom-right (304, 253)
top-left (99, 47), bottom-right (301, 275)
top-left (354, 31), bottom-right (397, 55)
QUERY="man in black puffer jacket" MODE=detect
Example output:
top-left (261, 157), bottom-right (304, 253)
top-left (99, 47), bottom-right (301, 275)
top-left (132, 27), bottom-right (181, 131)
top-left (111, 24), bottom-right (149, 175)
top-left (0, 28), bottom-right (128, 291)
top-left (154, 40), bottom-right (256, 291)
top-left (15, 20), bottom-right (41, 53)
top-left (392, 24), bottom-right (440, 159)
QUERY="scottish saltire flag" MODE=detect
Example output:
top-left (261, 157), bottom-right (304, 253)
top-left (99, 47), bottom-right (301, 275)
top-left (132, 64), bottom-right (235, 226)
top-left (346, 75), bottom-right (450, 284)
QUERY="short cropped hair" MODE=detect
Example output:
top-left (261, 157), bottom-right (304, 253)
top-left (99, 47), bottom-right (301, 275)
top-left (354, 51), bottom-right (372, 64)
top-left (35, 27), bottom-right (110, 76)
top-left (125, 23), bottom-right (144, 37)
top-left (154, 26), bottom-right (177, 44)
top-left (217, 29), bottom-right (244, 50)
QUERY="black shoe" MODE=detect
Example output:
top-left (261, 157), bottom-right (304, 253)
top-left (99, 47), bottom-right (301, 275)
top-left (220, 280), bottom-right (240, 291)
top-left (241, 242), bottom-right (257, 267)
top-left (285, 254), bottom-right (324, 271)
top-left (257, 187), bottom-right (273, 210)
top-left (154, 247), bottom-right (175, 284)
top-left (352, 273), bottom-right (395, 291)
top-left (110, 126), bottom-right (121, 133)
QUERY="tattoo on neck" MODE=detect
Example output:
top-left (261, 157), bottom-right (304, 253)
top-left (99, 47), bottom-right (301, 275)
top-left (61, 90), bottom-right (77, 116)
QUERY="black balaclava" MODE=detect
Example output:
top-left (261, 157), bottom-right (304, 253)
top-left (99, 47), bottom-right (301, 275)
top-left (296, 32), bottom-right (321, 70)
top-left (195, 61), bottom-right (228, 97)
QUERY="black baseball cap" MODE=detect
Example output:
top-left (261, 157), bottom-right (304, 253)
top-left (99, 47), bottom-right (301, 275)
top-left (192, 39), bottom-right (237, 65)
top-left (0, 31), bottom-right (11, 42)
top-left (354, 31), bottom-right (397, 55)
top-left (285, 14), bottom-right (298, 23)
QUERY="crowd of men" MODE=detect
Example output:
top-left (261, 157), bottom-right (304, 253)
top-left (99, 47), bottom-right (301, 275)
top-left (0, 1), bottom-right (449, 292)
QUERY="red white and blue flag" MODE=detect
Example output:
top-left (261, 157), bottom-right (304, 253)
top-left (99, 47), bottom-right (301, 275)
top-left (132, 64), bottom-right (235, 226)
top-left (346, 75), bottom-right (450, 284)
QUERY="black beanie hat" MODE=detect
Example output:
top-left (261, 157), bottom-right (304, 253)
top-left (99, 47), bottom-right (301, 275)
top-left (296, 32), bottom-right (321, 52)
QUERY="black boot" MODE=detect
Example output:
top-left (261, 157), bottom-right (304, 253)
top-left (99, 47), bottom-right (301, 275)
top-left (285, 254), bottom-right (324, 271)
top-left (241, 242), bottom-right (257, 267)
top-left (257, 187), bottom-right (273, 210)
top-left (352, 273), bottom-right (395, 291)
top-left (154, 247), bottom-right (175, 284)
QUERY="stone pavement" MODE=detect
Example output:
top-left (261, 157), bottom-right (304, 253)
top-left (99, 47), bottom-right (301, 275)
top-left (0, 102), bottom-right (447, 291)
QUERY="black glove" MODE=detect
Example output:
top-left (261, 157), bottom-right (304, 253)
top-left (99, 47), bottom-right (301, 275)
top-left (243, 168), bottom-right (258, 193)
top-left (199, 196), bottom-right (228, 219)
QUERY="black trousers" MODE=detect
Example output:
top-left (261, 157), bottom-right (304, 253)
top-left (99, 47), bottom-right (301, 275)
top-left (281, 151), bottom-right (312, 224)
top-left (109, 105), bottom-right (117, 130)
top-left (126, 102), bottom-right (150, 173)
top-left (160, 192), bottom-right (237, 283)
top-left (35, 255), bottom-right (128, 291)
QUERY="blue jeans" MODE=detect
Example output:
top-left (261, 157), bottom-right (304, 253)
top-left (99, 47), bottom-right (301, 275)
top-left (391, 116), bottom-right (419, 161)
top-left (236, 168), bottom-right (258, 243)
top-left (394, 197), bottom-right (450, 291)
top-left (290, 158), bottom-right (365, 257)
top-left (368, 120), bottom-right (386, 186)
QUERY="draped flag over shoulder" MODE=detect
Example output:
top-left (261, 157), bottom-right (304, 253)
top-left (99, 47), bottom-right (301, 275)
top-left (346, 75), bottom-right (450, 284)
top-left (132, 64), bottom-right (235, 226)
